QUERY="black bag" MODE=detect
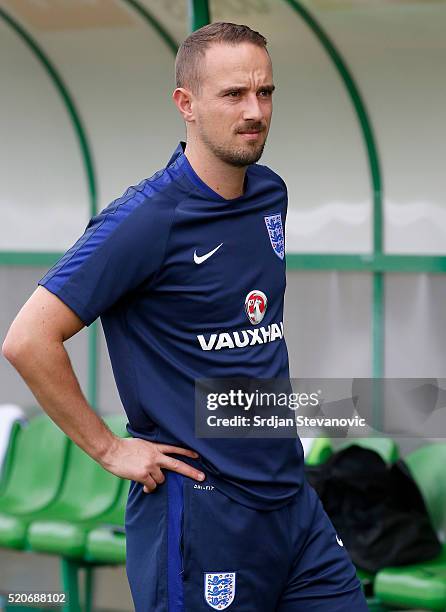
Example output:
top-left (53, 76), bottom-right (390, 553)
top-left (305, 445), bottom-right (442, 573)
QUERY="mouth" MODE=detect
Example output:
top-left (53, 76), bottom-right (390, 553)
top-left (238, 130), bottom-right (263, 140)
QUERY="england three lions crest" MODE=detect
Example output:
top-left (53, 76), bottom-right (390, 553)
top-left (264, 214), bottom-right (284, 260)
top-left (204, 572), bottom-right (236, 609)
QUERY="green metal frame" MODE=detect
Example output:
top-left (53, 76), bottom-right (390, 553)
top-left (121, 0), bottom-right (178, 53)
top-left (277, 0), bottom-right (442, 376)
top-left (284, 0), bottom-right (383, 252)
top-left (280, 0), bottom-right (445, 378)
top-left (283, 0), bottom-right (386, 377)
top-left (189, 0), bottom-right (211, 31)
top-left (0, 7), bottom-right (99, 410)
top-left (286, 254), bottom-right (446, 273)
top-left (0, 1), bottom-right (178, 413)
top-left (0, 8), bottom-right (97, 217)
top-left (4, 251), bottom-right (446, 274)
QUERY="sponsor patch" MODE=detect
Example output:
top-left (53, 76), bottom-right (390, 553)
top-left (245, 290), bottom-right (267, 325)
top-left (197, 322), bottom-right (284, 351)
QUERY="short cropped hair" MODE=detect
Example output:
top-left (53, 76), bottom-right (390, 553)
top-left (175, 21), bottom-right (268, 95)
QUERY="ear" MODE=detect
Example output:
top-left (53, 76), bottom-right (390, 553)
top-left (172, 87), bottom-right (195, 124)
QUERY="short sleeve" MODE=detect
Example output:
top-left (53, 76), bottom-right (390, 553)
top-left (38, 187), bottom-right (176, 326)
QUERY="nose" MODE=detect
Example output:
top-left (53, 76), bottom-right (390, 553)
top-left (242, 93), bottom-right (264, 123)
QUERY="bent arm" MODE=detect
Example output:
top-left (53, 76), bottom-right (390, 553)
top-left (2, 285), bottom-right (115, 463)
top-left (1, 286), bottom-right (205, 489)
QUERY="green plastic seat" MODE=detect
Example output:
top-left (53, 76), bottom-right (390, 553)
top-left (85, 525), bottom-right (126, 564)
top-left (375, 543), bottom-right (446, 610)
top-left (0, 415), bottom-right (69, 548)
top-left (304, 437), bottom-right (332, 466)
top-left (375, 443), bottom-right (446, 610)
top-left (26, 414), bottom-right (128, 558)
top-left (405, 443), bottom-right (446, 535)
top-left (0, 419), bottom-right (22, 496)
top-left (337, 436), bottom-right (399, 463)
top-left (85, 480), bottom-right (128, 564)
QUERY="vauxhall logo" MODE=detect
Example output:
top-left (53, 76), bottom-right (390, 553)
top-left (197, 290), bottom-right (282, 351)
top-left (245, 289), bottom-right (267, 325)
top-left (197, 322), bottom-right (284, 351)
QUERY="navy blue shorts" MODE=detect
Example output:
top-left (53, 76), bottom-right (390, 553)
top-left (125, 473), bottom-right (368, 611)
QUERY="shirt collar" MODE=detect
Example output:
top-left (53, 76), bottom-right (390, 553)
top-left (166, 141), bottom-right (186, 167)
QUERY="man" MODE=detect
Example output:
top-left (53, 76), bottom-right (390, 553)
top-left (3, 22), bottom-right (368, 611)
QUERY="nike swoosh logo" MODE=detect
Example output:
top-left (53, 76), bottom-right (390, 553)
top-left (194, 243), bottom-right (223, 264)
top-left (336, 535), bottom-right (344, 547)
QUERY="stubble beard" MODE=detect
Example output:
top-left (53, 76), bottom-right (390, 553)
top-left (198, 124), bottom-right (267, 168)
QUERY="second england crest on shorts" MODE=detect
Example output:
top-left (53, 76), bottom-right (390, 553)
top-left (264, 213), bottom-right (284, 260)
top-left (204, 572), bottom-right (236, 610)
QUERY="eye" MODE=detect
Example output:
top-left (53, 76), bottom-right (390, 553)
top-left (259, 89), bottom-right (272, 97)
top-left (226, 91), bottom-right (241, 97)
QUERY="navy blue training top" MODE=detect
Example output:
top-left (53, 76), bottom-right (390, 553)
top-left (38, 141), bottom-right (304, 510)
